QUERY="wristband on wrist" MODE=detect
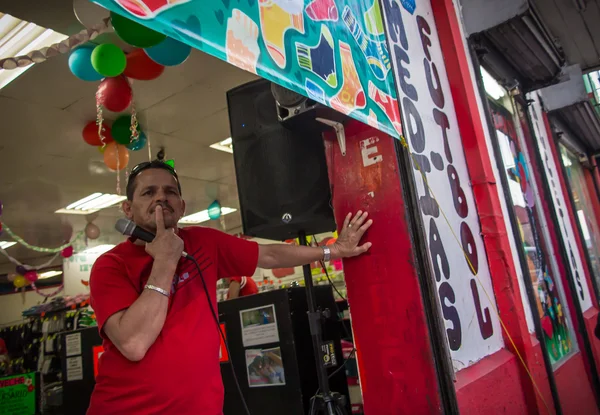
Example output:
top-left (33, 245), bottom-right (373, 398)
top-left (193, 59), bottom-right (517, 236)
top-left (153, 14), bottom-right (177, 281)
top-left (322, 246), bottom-right (331, 262)
top-left (145, 284), bottom-right (170, 297)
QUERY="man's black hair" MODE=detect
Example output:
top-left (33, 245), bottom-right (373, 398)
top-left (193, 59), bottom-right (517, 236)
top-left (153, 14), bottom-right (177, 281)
top-left (126, 160), bottom-right (182, 200)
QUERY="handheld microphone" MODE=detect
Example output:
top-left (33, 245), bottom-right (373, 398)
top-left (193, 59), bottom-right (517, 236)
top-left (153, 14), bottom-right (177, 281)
top-left (114, 218), bottom-right (191, 259)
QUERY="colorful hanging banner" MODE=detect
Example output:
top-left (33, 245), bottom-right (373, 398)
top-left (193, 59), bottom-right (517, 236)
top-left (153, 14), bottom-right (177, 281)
top-left (91, 0), bottom-right (401, 138)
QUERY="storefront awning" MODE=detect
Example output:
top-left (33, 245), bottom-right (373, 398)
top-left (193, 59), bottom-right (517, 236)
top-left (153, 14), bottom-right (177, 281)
top-left (460, 0), bottom-right (564, 91)
top-left (539, 65), bottom-right (600, 152)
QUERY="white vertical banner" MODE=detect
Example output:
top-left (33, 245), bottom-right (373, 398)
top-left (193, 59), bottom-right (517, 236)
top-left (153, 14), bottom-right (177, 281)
top-left (380, 0), bottom-right (504, 370)
top-left (527, 92), bottom-right (593, 311)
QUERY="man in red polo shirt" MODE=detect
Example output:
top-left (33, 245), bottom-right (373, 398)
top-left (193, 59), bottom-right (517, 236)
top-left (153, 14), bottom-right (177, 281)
top-left (88, 160), bottom-right (373, 415)
top-left (226, 276), bottom-right (259, 299)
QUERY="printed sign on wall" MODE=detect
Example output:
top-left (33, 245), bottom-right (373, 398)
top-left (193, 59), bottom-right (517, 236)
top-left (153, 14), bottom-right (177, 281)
top-left (92, 0), bottom-right (402, 138)
top-left (380, 0), bottom-right (504, 370)
top-left (527, 92), bottom-right (593, 312)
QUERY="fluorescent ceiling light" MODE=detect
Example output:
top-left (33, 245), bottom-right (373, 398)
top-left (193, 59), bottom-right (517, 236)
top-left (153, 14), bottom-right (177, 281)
top-left (0, 241), bottom-right (16, 249)
top-left (39, 270), bottom-right (63, 279)
top-left (210, 137), bottom-right (233, 154)
top-left (179, 207), bottom-right (237, 224)
top-left (0, 13), bottom-right (68, 90)
top-left (79, 244), bottom-right (115, 255)
top-left (481, 67), bottom-right (506, 100)
top-left (56, 193), bottom-right (126, 215)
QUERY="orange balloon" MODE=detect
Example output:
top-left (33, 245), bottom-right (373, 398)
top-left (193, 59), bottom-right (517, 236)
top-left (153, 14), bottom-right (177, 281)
top-left (103, 141), bottom-right (129, 171)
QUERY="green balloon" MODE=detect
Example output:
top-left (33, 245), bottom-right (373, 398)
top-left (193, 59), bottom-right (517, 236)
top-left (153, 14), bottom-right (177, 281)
top-left (112, 115), bottom-right (141, 145)
top-left (111, 12), bottom-right (166, 48)
top-left (91, 43), bottom-right (126, 77)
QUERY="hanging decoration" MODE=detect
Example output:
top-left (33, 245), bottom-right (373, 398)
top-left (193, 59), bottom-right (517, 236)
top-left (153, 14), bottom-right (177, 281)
top-left (0, 18), bottom-right (111, 70)
top-left (85, 223), bottom-right (101, 240)
top-left (112, 114), bottom-right (140, 145)
top-left (82, 120), bottom-right (113, 146)
top-left (13, 275), bottom-right (27, 289)
top-left (91, 43), bottom-right (127, 77)
top-left (110, 11), bottom-right (166, 48)
top-left (24, 271), bottom-right (39, 283)
top-left (69, 45), bottom-right (104, 81)
top-left (208, 200), bottom-right (222, 220)
top-left (103, 141), bottom-right (130, 171)
top-left (96, 76), bottom-right (133, 113)
top-left (61, 246), bottom-right (74, 258)
top-left (123, 48), bottom-right (164, 80)
top-left (1, 224), bottom-right (82, 254)
top-left (127, 131), bottom-right (147, 151)
top-left (144, 37), bottom-right (191, 66)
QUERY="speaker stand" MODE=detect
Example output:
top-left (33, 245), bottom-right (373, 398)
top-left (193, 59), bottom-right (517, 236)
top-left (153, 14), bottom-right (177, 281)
top-left (298, 232), bottom-right (348, 415)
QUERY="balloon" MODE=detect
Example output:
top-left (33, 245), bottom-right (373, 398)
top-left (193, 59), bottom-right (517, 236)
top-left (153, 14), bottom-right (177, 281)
top-left (24, 271), bottom-right (38, 283)
top-left (82, 121), bottom-right (113, 146)
top-left (85, 223), bottom-right (100, 240)
top-left (61, 246), bottom-right (74, 258)
top-left (96, 76), bottom-right (132, 112)
top-left (111, 12), bottom-right (166, 48)
top-left (73, 0), bottom-right (111, 29)
top-left (91, 43), bottom-right (126, 77)
top-left (208, 200), bottom-right (221, 220)
top-left (7, 273), bottom-right (16, 282)
top-left (145, 37), bottom-right (191, 66)
top-left (111, 115), bottom-right (141, 145)
top-left (127, 132), bottom-right (147, 151)
top-left (13, 275), bottom-right (26, 288)
top-left (103, 141), bottom-right (130, 171)
top-left (16, 265), bottom-right (27, 275)
top-left (69, 46), bottom-right (103, 81)
top-left (124, 49), bottom-right (164, 80)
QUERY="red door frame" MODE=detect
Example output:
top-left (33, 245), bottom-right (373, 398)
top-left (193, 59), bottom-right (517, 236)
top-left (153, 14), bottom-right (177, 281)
top-left (324, 120), bottom-right (448, 414)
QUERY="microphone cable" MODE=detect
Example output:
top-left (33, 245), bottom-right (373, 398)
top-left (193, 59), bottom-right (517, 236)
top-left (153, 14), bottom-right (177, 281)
top-left (186, 255), bottom-right (252, 415)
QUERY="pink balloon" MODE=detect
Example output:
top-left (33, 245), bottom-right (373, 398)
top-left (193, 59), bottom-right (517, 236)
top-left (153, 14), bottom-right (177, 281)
top-left (61, 246), bottom-right (74, 258)
top-left (7, 273), bottom-right (16, 282)
top-left (24, 271), bottom-right (38, 283)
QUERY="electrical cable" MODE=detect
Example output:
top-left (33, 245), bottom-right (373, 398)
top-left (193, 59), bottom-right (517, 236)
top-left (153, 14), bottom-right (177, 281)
top-left (187, 256), bottom-right (251, 415)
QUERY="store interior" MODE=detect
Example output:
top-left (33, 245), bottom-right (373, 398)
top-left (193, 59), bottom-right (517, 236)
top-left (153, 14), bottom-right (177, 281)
top-left (0, 5), bottom-right (358, 415)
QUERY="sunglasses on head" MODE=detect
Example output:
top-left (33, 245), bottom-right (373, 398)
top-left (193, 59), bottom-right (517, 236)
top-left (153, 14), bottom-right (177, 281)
top-left (127, 159), bottom-right (181, 197)
top-left (130, 159), bottom-right (176, 176)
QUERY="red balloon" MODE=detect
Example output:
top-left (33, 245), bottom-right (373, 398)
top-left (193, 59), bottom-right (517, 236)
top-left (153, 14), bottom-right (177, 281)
top-left (124, 48), bottom-right (165, 80)
top-left (96, 75), bottom-right (133, 112)
top-left (82, 121), bottom-right (113, 146)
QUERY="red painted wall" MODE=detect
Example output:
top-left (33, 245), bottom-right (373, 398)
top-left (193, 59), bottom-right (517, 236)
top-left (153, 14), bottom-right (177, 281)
top-left (324, 120), bottom-right (443, 414)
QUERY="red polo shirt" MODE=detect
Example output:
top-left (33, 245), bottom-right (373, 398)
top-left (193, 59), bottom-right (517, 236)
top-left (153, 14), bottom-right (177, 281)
top-left (229, 276), bottom-right (259, 298)
top-left (88, 227), bottom-right (258, 415)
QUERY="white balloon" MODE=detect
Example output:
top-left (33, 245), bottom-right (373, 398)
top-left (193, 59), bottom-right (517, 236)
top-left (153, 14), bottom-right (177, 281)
top-left (73, 0), bottom-right (111, 29)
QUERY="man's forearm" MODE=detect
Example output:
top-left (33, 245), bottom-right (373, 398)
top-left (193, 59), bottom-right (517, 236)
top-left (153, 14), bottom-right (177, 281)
top-left (107, 261), bottom-right (175, 361)
top-left (257, 244), bottom-right (330, 269)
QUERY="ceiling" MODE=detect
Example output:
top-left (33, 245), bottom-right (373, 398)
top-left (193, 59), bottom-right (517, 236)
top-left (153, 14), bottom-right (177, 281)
top-left (531, 0), bottom-right (600, 73)
top-left (0, 1), bottom-right (259, 270)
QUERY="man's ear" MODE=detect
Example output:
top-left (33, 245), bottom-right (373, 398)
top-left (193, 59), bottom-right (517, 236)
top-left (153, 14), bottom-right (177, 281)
top-left (121, 200), bottom-right (133, 219)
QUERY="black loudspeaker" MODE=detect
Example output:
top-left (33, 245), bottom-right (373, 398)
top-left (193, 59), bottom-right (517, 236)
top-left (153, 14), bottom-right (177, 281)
top-left (219, 287), bottom-right (350, 415)
top-left (227, 79), bottom-right (336, 241)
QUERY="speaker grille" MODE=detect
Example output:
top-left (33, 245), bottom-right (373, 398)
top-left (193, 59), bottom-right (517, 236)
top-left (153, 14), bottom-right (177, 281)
top-left (227, 80), bottom-right (335, 240)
